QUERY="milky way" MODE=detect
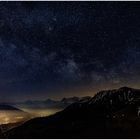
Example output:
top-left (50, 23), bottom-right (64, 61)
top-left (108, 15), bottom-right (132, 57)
top-left (0, 2), bottom-right (140, 101)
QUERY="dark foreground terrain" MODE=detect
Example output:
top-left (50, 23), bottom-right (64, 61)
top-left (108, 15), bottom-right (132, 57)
top-left (2, 87), bottom-right (140, 138)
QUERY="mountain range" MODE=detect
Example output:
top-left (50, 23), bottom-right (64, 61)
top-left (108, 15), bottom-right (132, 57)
top-left (2, 87), bottom-right (140, 138)
top-left (12, 96), bottom-right (90, 110)
top-left (0, 104), bottom-right (22, 111)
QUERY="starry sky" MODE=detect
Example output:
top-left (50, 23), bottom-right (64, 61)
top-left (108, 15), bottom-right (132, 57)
top-left (0, 2), bottom-right (140, 102)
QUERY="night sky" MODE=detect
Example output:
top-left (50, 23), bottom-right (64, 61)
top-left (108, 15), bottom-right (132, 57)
top-left (0, 2), bottom-right (140, 102)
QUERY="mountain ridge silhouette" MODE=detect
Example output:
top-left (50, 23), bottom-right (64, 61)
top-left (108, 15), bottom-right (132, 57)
top-left (3, 86), bottom-right (140, 138)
